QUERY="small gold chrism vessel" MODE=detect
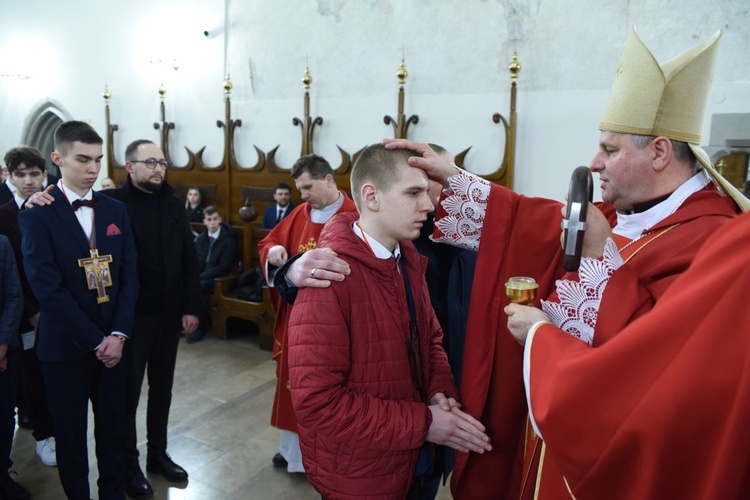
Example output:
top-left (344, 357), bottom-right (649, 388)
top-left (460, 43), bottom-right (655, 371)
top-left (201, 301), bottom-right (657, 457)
top-left (505, 276), bottom-right (538, 305)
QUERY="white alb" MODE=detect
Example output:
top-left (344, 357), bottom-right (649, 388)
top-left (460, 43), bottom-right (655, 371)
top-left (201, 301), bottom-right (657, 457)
top-left (542, 238), bottom-right (623, 345)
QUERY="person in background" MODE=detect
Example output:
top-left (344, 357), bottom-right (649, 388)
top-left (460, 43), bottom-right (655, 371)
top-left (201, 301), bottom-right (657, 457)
top-left (188, 206), bottom-right (236, 344)
top-left (258, 154), bottom-right (357, 474)
top-left (262, 182), bottom-right (295, 229)
top-left (413, 144), bottom-right (477, 484)
top-left (0, 171), bottom-right (11, 204)
top-left (0, 146), bottom-right (57, 468)
top-left (0, 235), bottom-right (25, 500)
top-left (184, 186), bottom-right (205, 223)
top-left (1, 150), bottom-right (58, 206)
top-left (100, 177), bottom-right (116, 190)
top-left (417, 144), bottom-right (476, 390)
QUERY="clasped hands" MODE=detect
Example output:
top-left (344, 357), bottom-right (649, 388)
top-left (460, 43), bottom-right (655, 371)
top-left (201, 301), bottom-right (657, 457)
top-left (96, 335), bottom-right (124, 368)
top-left (426, 392), bottom-right (492, 454)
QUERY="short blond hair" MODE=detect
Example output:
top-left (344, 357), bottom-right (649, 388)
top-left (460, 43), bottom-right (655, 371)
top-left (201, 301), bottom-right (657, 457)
top-left (350, 144), bottom-right (419, 211)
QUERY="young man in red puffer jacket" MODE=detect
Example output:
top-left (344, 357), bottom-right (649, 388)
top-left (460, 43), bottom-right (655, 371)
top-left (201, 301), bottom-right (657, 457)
top-left (287, 144), bottom-right (492, 500)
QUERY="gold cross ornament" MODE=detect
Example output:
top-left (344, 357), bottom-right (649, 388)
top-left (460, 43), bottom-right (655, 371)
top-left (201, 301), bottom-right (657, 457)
top-left (78, 248), bottom-right (113, 304)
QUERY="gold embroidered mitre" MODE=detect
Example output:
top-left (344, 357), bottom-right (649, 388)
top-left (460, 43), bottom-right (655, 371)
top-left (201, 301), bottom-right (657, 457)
top-left (600, 27), bottom-right (749, 211)
top-left (600, 27), bottom-right (720, 142)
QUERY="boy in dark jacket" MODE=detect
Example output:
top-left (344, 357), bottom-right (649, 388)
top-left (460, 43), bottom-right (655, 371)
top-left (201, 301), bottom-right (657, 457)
top-left (195, 206), bottom-right (236, 293)
top-left (287, 144), bottom-right (491, 500)
top-left (189, 207), bottom-right (235, 343)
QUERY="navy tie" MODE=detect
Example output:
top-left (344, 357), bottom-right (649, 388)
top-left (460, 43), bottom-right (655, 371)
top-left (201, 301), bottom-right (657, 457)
top-left (206, 237), bottom-right (216, 263)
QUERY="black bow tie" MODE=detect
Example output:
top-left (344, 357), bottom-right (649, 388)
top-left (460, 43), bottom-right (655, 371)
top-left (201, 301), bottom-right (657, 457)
top-left (72, 198), bottom-right (98, 211)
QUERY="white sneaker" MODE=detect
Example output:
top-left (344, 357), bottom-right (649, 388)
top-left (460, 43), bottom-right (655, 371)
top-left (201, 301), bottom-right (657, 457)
top-left (36, 437), bottom-right (57, 467)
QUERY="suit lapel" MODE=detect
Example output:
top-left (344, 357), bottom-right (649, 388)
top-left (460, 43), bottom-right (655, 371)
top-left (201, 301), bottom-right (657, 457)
top-left (50, 186), bottom-right (93, 255)
top-left (9, 202), bottom-right (20, 231)
top-left (92, 193), bottom-right (111, 254)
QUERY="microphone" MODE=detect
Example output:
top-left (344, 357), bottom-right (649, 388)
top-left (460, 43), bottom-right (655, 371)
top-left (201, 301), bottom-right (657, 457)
top-left (562, 166), bottom-right (593, 272)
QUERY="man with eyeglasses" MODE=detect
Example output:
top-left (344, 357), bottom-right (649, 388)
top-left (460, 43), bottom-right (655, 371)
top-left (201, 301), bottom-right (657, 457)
top-left (102, 140), bottom-right (201, 499)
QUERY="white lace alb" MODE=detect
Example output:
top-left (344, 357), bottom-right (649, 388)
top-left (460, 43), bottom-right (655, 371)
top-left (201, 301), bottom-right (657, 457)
top-left (542, 238), bottom-right (623, 345)
top-left (431, 168), bottom-right (491, 251)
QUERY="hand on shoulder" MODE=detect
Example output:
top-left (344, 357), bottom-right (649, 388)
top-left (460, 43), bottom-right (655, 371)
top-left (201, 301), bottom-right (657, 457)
top-left (24, 185), bottom-right (56, 209)
top-left (288, 248), bottom-right (350, 288)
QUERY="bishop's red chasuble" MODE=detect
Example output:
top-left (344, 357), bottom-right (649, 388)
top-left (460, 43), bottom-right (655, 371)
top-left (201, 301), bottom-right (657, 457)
top-left (526, 210), bottom-right (750, 499)
top-left (445, 181), bottom-right (738, 500)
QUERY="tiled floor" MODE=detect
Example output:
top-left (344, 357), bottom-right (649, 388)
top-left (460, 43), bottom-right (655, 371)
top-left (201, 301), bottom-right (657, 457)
top-left (9, 322), bottom-right (452, 499)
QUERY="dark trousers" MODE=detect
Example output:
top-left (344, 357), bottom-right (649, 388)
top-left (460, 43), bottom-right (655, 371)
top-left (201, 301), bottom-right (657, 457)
top-left (125, 311), bottom-right (180, 465)
top-left (199, 278), bottom-right (214, 295)
top-left (199, 279), bottom-right (214, 331)
top-left (43, 354), bottom-right (127, 500)
top-left (0, 347), bottom-right (17, 471)
top-left (18, 346), bottom-right (54, 441)
top-left (406, 473), bottom-right (441, 500)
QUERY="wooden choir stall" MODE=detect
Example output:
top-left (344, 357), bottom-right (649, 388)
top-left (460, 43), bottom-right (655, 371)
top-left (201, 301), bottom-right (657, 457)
top-left (103, 54), bottom-right (522, 352)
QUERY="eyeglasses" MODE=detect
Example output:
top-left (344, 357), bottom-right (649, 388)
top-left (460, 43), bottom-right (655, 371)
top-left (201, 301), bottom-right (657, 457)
top-left (131, 159), bottom-right (169, 169)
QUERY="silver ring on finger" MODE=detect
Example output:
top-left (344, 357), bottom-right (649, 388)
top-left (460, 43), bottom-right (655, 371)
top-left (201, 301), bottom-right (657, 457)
top-left (311, 268), bottom-right (317, 279)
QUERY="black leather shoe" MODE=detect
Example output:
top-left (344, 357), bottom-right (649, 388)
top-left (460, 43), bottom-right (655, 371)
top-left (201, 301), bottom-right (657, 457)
top-left (272, 453), bottom-right (288, 467)
top-left (146, 452), bottom-right (188, 482)
top-left (125, 466), bottom-right (153, 500)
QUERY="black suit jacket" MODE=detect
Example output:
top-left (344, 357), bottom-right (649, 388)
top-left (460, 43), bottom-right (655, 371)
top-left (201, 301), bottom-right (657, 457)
top-left (0, 174), bottom-right (60, 206)
top-left (0, 182), bottom-right (12, 205)
top-left (0, 200), bottom-right (38, 332)
top-left (101, 177), bottom-right (201, 321)
top-left (262, 202), bottom-right (295, 229)
top-left (19, 187), bottom-right (139, 362)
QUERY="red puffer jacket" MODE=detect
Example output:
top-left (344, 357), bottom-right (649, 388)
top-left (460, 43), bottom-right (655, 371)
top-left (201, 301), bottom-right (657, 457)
top-left (288, 212), bottom-right (458, 499)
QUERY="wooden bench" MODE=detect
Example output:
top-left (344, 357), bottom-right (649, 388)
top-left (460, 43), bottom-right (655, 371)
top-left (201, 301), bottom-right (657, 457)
top-left (194, 222), bottom-right (275, 351)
